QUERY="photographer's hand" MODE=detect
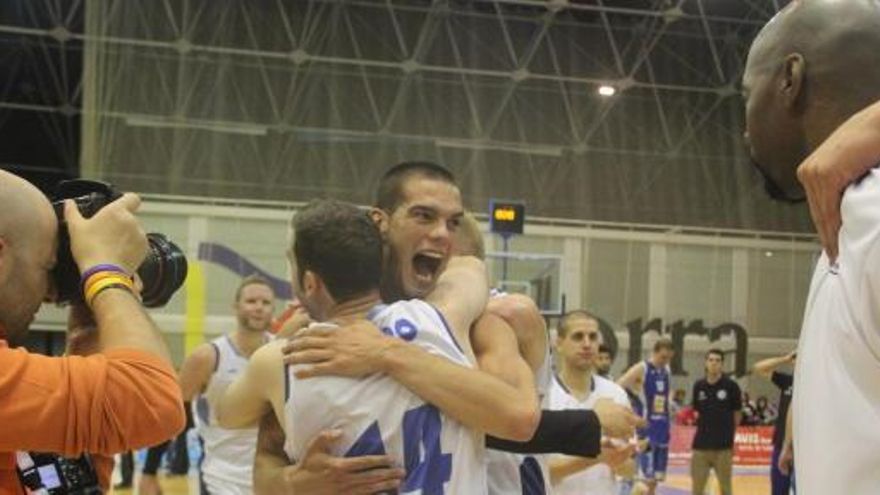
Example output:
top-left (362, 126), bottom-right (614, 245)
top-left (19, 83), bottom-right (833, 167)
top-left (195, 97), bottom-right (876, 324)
top-left (64, 193), bottom-right (148, 274)
top-left (63, 192), bottom-right (173, 363)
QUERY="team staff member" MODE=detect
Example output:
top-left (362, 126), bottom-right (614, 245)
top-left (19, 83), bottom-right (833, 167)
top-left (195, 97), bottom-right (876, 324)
top-left (0, 170), bottom-right (185, 492)
top-left (690, 349), bottom-right (742, 495)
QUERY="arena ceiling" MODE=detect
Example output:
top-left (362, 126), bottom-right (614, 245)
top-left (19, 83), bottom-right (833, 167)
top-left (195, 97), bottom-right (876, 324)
top-left (1, 0), bottom-right (810, 232)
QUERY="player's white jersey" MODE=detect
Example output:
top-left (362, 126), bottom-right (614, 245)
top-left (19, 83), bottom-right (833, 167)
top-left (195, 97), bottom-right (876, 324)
top-left (193, 335), bottom-right (265, 495)
top-left (486, 307), bottom-right (553, 495)
top-left (793, 166), bottom-right (880, 494)
top-left (283, 299), bottom-right (487, 494)
top-left (548, 374), bottom-right (629, 495)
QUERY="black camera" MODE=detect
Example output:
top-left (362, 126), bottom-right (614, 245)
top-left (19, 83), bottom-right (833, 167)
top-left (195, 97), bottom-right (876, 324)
top-left (17, 452), bottom-right (101, 494)
top-left (51, 179), bottom-right (188, 307)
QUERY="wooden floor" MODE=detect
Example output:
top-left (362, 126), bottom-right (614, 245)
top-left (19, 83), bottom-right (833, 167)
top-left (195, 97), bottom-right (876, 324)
top-left (662, 465), bottom-right (772, 494)
top-left (111, 473), bottom-right (194, 495)
top-left (111, 469), bottom-right (772, 494)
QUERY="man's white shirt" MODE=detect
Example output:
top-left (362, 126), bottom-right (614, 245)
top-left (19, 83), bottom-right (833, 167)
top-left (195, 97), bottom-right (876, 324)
top-left (548, 373), bottom-right (629, 495)
top-left (282, 299), bottom-right (488, 494)
top-left (792, 167), bottom-right (880, 495)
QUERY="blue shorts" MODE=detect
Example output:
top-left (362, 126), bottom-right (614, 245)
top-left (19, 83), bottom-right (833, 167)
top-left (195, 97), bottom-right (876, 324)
top-left (639, 444), bottom-right (669, 481)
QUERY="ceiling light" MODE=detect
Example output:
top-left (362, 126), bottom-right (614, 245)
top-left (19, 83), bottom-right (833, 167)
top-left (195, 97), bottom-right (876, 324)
top-left (598, 85), bottom-right (616, 97)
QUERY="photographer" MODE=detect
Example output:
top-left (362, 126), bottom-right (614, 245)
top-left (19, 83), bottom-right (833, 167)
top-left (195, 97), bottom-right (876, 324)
top-left (0, 170), bottom-right (185, 492)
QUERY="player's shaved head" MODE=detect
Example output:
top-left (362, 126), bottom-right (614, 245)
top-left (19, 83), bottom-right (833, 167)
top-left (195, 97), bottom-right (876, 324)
top-left (743, 0), bottom-right (880, 201)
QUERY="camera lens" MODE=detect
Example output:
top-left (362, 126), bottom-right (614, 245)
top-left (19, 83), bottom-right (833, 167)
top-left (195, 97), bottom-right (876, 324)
top-left (137, 234), bottom-right (189, 308)
top-left (50, 179), bottom-right (188, 308)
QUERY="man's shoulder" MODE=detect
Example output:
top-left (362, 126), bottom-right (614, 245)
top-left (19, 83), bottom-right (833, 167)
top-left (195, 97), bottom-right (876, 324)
top-left (722, 375), bottom-right (741, 388)
top-left (550, 374), bottom-right (571, 397)
top-left (377, 299), bottom-right (446, 328)
top-left (595, 375), bottom-right (628, 404)
top-left (594, 374), bottom-right (619, 391)
top-left (187, 341), bottom-right (221, 363)
top-left (0, 345), bottom-right (71, 372)
top-left (382, 298), bottom-right (431, 315)
top-left (771, 371), bottom-right (793, 387)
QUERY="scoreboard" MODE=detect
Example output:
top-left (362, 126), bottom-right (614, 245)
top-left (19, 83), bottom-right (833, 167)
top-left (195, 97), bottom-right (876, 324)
top-left (489, 200), bottom-right (525, 235)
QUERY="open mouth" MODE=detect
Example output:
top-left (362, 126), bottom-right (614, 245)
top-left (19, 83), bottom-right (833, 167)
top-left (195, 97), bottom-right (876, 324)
top-left (412, 252), bottom-right (443, 284)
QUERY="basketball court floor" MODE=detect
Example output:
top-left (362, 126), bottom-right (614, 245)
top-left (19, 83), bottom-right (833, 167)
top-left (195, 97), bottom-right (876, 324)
top-left (113, 465), bottom-right (772, 494)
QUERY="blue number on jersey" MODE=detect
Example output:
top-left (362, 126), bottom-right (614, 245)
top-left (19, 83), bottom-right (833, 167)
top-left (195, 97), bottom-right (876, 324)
top-left (520, 456), bottom-right (546, 495)
top-left (381, 318), bottom-right (419, 342)
top-left (402, 404), bottom-right (452, 494)
top-left (345, 421), bottom-right (386, 457)
top-left (345, 404), bottom-right (452, 494)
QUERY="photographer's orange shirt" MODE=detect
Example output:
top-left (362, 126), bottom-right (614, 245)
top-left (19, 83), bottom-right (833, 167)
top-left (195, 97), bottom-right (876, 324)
top-left (0, 341), bottom-right (185, 494)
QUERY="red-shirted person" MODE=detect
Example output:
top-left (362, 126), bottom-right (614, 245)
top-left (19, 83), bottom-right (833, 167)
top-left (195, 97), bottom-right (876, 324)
top-left (0, 170), bottom-right (185, 493)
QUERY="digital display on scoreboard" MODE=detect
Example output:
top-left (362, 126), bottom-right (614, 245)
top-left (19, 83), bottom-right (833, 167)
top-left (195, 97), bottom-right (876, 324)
top-left (489, 200), bottom-right (525, 235)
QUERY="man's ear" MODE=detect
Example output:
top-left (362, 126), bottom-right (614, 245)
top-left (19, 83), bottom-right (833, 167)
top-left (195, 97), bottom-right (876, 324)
top-left (369, 208), bottom-right (390, 238)
top-left (780, 52), bottom-right (806, 110)
top-left (302, 270), bottom-right (321, 296)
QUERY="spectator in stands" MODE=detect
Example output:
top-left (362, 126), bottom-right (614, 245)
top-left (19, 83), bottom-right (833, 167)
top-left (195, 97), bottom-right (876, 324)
top-left (670, 388), bottom-right (686, 417)
top-left (675, 403), bottom-right (697, 426)
top-left (741, 391), bottom-right (760, 426)
top-left (755, 396), bottom-right (777, 426)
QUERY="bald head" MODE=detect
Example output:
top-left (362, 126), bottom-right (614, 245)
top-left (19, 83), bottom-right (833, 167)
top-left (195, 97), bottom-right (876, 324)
top-left (743, 0), bottom-right (880, 201)
top-left (753, 0), bottom-right (880, 113)
top-left (0, 170), bottom-right (58, 343)
top-left (0, 170), bottom-right (55, 249)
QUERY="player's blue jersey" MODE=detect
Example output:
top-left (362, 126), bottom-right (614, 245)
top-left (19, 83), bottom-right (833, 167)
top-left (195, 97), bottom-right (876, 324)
top-left (642, 360), bottom-right (671, 445)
